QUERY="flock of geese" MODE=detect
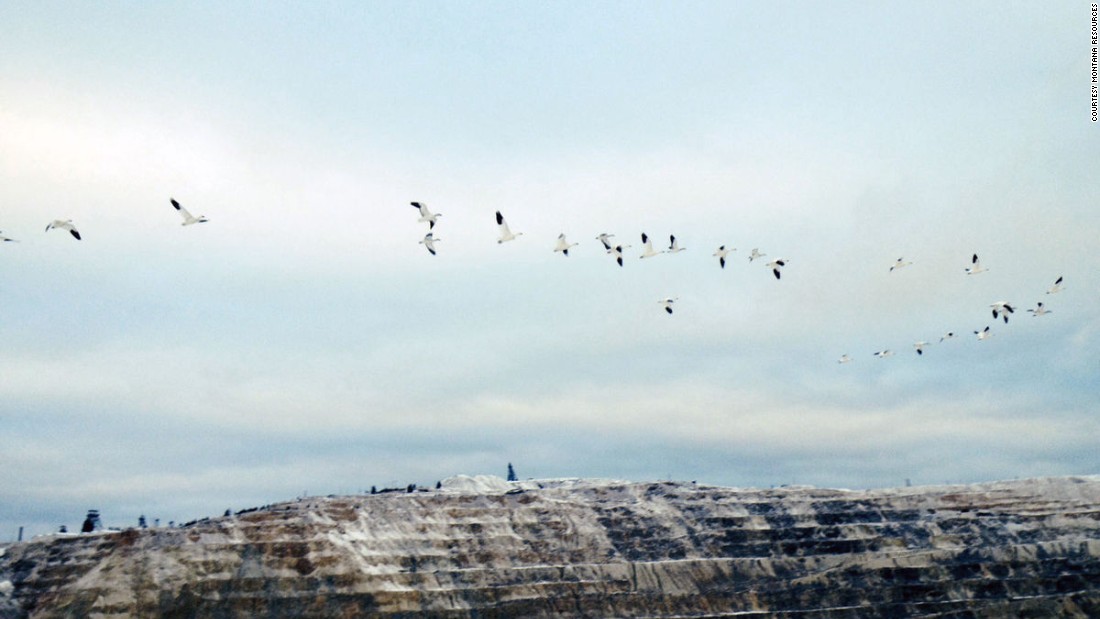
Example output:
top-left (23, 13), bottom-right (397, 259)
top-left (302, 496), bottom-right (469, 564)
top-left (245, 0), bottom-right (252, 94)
top-left (849, 260), bottom-right (1063, 364)
top-left (404, 201), bottom-right (1066, 363)
top-left (2, 199), bottom-right (1065, 365)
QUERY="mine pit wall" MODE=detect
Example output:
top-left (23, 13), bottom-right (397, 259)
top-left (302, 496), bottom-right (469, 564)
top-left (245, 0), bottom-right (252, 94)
top-left (2, 477), bottom-right (1100, 617)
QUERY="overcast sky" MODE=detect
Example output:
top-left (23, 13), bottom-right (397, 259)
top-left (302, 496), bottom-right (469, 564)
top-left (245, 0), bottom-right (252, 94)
top-left (2, 1), bottom-right (1097, 538)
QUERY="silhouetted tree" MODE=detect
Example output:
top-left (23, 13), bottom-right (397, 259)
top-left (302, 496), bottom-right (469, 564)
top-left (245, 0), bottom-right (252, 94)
top-left (436, 480), bottom-right (442, 489)
top-left (370, 485), bottom-right (377, 495)
top-left (59, 525), bottom-right (67, 533)
top-left (224, 509), bottom-right (232, 517)
top-left (507, 463), bottom-right (517, 482)
top-left (138, 515), bottom-right (147, 529)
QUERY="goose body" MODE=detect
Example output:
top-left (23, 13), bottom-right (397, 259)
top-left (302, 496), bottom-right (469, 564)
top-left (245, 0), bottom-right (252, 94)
top-left (411, 202), bottom-right (441, 229)
top-left (46, 220), bottom-right (81, 240)
top-left (553, 234), bottom-right (578, 256)
top-left (171, 198), bottom-right (207, 225)
top-left (495, 211), bottom-right (523, 243)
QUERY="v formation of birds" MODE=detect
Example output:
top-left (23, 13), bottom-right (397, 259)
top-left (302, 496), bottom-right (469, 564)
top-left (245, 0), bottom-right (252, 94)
top-left (4, 200), bottom-right (1065, 364)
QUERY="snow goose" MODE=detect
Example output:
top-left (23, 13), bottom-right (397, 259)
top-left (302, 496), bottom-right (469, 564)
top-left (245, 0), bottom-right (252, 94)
top-left (940, 332), bottom-right (957, 342)
top-left (419, 232), bottom-right (440, 255)
top-left (658, 297), bottom-right (678, 315)
top-left (609, 244), bottom-right (630, 267)
top-left (46, 220), bottom-right (81, 240)
top-left (0, 231), bottom-right (17, 242)
top-left (595, 233), bottom-right (616, 252)
top-left (965, 253), bottom-right (987, 275)
top-left (1027, 302), bottom-right (1051, 317)
top-left (171, 199), bottom-right (207, 225)
top-left (495, 211), bottom-right (523, 243)
top-left (913, 341), bottom-right (929, 356)
top-left (974, 326), bottom-right (993, 340)
top-left (990, 301), bottom-right (1015, 323)
top-left (837, 354), bottom-right (852, 364)
top-left (713, 245), bottom-right (735, 268)
top-left (667, 235), bottom-right (685, 253)
top-left (748, 248), bottom-right (766, 262)
top-left (1046, 276), bottom-right (1064, 295)
top-left (889, 257), bottom-right (912, 272)
top-left (411, 202), bottom-right (441, 229)
top-left (766, 258), bottom-right (787, 280)
top-left (873, 350), bottom-right (894, 359)
top-left (553, 234), bottom-right (578, 256)
top-left (639, 233), bottom-right (663, 259)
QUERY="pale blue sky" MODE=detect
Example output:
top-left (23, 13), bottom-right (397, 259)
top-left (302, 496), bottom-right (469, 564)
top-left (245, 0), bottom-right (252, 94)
top-left (1, 1), bottom-right (1097, 537)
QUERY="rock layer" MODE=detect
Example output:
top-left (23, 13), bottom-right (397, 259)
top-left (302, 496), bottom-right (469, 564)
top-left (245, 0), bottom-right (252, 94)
top-left (3, 476), bottom-right (1100, 617)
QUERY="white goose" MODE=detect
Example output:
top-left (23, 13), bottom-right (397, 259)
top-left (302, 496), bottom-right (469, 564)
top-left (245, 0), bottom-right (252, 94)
top-left (658, 297), bottom-right (678, 315)
top-left (873, 350), bottom-right (894, 359)
top-left (990, 301), bottom-right (1015, 323)
top-left (975, 326), bottom-right (993, 341)
top-left (667, 235), bottom-right (685, 253)
top-left (1046, 276), bottom-right (1064, 295)
top-left (914, 341), bottom-right (929, 356)
top-left (940, 332), bottom-right (957, 342)
top-left (553, 234), bottom-right (578, 256)
top-left (595, 233), bottom-right (616, 252)
top-left (965, 253), bottom-right (988, 275)
top-left (609, 244), bottom-right (631, 267)
top-left (713, 245), bottom-right (735, 268)
top-left (889, 257), bottom-right (912, 272)
top-left (837, 354), bottom-right (853, 364)
top-left (748, 248), bottom-right (766, 262)
top-left (46, 220), bottom-right (81, 240)
top-left (1027, 302), bottom-right (1051, 317)
top-left (419, 232), bottom-right (440, 255)
top-left (639, 233), bottom-right (663, 259)
top-left (411, 202), bottom-right (441, 229)
top-left (766, 258), bottom-right (787, 280)
top-left (495, 211), bottom-right (523, 243)
top-left (0, 231), bottom-right (17, 243)
top-left (171, 198), bottom-right (207, 225)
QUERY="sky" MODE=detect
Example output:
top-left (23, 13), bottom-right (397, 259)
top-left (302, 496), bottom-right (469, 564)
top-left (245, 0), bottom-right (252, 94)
top-left (1, 1), bottom-right (1098, 538)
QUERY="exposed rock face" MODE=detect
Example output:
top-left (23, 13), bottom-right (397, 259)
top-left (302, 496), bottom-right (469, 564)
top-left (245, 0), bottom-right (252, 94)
top-left (3, 476), bottom-right (1100, 618)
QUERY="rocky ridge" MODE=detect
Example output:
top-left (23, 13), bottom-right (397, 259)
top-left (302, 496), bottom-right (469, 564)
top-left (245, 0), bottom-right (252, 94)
top-left (2, 475), bottom-right (1100, 617)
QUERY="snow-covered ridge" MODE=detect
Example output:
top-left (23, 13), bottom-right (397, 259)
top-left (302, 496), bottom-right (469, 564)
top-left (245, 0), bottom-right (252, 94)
top-left (3, 476), bottom-right (1100, 617)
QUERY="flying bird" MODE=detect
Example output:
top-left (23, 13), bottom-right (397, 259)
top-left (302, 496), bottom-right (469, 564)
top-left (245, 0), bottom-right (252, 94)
top-left (0, 231), bottom-right (17, 242)
top-left (837, 354), bottom-right (852, 364)
top-left (748, 248), bottom-right (766, 262)
top-left (990, 301), bottom-right (1015, 323)
top-left (411, 202), bottom-right (441, 229)
top-left (553, 234), bottom-right (578, 256)
top-left (940, 332), bottom-right (957, 342)
top-left (974, 326), bottom-right (993, 341)
top-left (873, 350), bottom-right (894, 359)
top-left (495, 211), bottom-right (523, 243)
top-left (889, 258), bottom-right (912, 272)
top-left (419, 232), bottom-right (440, 255)
top-left (913, 341), bottom-right (929, 356)
top-left (965, 253), bottom-right (987, 275)
top-left (46, 220), bottom-right (81, 240)
top-left (713, 245), bottom-right (735, 268)
top-left (667, 235), bottom-right (685, 253)
top-left (1046, 276), bottom-right (1064, 295)
top-left (1027, 302), bottom-right (1051, 317)
top-left (766, 258), bottom-right (787, 280)
top-left (170, 199), bottom-right (207, 225)
top-left (609, 244), bottom-right (630, 267)
top-left (639, 233), bottom-right (663, 259)
top-left (595, 233), bottom-right (616, 252)
top-left (658, 298), bottom-right (678, 315)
